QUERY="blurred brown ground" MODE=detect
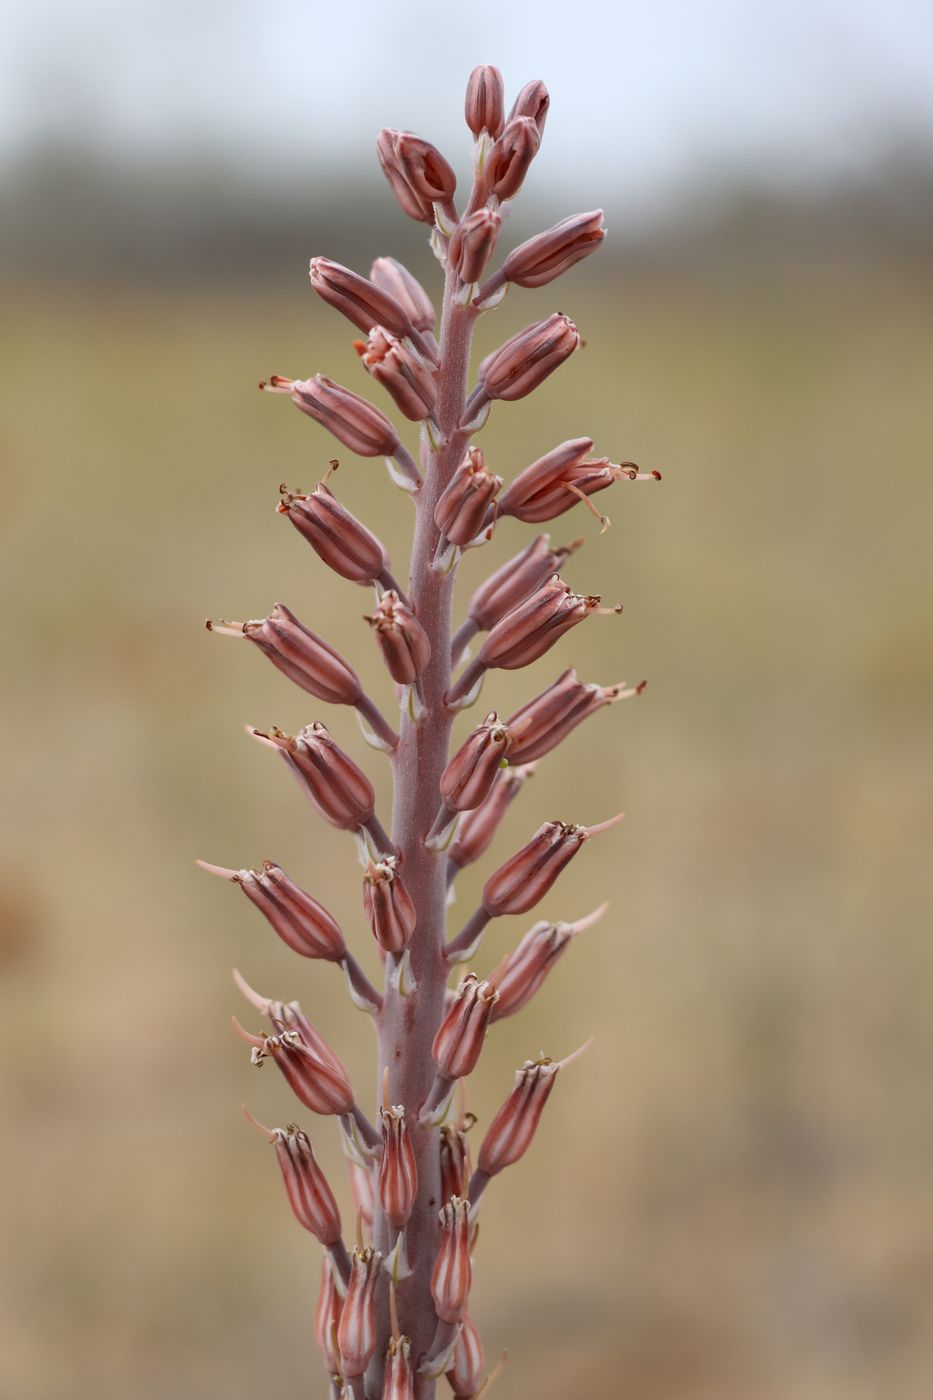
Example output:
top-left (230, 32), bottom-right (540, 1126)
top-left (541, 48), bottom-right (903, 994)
top-left (1, 175), bottom-right (932, 1399)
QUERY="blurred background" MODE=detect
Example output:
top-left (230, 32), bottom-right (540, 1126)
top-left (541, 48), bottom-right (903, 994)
top-left (2, 2), bottom-right (933, 1396)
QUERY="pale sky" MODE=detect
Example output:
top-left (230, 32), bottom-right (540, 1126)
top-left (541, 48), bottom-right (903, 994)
top-left (3, 0), bottom-right (933, 214)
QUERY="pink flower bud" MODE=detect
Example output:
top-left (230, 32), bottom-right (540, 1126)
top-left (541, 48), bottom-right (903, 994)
top-left (481, 814), bottom-right (623, 917)
top-left (377, 1104), bottom-right (418, 1228)
top-left (265, 1119), bottom-right (343, 1245)
top-left (309, 257), bottom-right (417, 340)
top-left (448, 209), bottom-right (501, 285)
top-left (476, 1057), bottom-right (560, 1177)
top-left (371, 256), bottom-right (436, 333)
top-left (464, 533), bottom-right (578, 633)
top-left (207, 602), bottom-right (362, 706)
top-left (315, 1256), bottom-right (343, 1377)
top-left (250, 722), bottom-right (376, 833)
top-left (507, 79), bottom-right (550, 135)
top-left (391, 130), bottom-right (457, 204)
top-left (432, 974), bottom-right (497, 1080)
top-left (196, 859), bottom-right (345, 961)
top-left (446, 1312), bottom-right (485, 1397)
top-left (377, 129), bottom-right (435, 223)
top-left (501, 210), bottom-right (605, 289)
top-left (507, 668), bottom-right (645, 764)
top-left (434, 448), bottom-right (502, 548)
top-left (481, 313), bottom-right (580, 402)
top-left (490, 904), bottom-right (607, 1020)
top-left (354, 328), bottom-right (437, 422)
top-left (367, 590), bottom-right (432, 685)
top-left (363, 856), bottom-right (416, 955)
top-left (486, 116), bottom-right (540, 200)
top-left (465, 65), bottom-right (505, 138)
top-left (260, 374), bottom-right (400, 458)
top-left (431, 1197), bottom-right (473, 1324)
top-left (500, 437), bottom-right (660, 526)
top-left (338, 1247), bottom-right (382, 1378)
top-left (478, 575), bottom-right (603, 672)
top-left (236, 1002), bottom-right (355, 1117)
top-left (439, 1123), bottom-right (471, 1204)
top-left (348, 1161), bottom-right (375, 1234)
top-left (277, 480), bottom-right (389, 585)
top-left (448, 764), bottom-right (533, 872)
top-left (383, 1336), bottom-right (415, 1399)
top-left (441, 713), bottom-right (513, 812)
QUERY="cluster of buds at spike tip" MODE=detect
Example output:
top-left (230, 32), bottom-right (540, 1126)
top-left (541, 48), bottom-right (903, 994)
top-left (499, 436), bottom-right (660, 530)
top-left (476, 210), bottom-right (606, 305)
top-left (354, 328), bottom-right (438, 424)
top-left (338, 1246), bottom-right (382, 1379)
top-left (434, 447), bottom-right (502, 549)
top-left (377, 129), bottom-right (457, 225)
top-left (377, 1104), bottom-right (418, 1229)
top-left (367, 590), bottom-right (431, 686)
top-left (506, 667), bottom-right (646, 765)
top-left (461, 313), bottom-right (579, 428)
top-left (490, 904), bottom-right (608, 1020)
top-left (363, 856), bottom-right (416, 955)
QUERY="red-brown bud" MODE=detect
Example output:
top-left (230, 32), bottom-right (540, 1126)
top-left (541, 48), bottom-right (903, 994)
top-left (338, 1246), bottom-right (382, 1378)
top-left (446, 1312), bottom-right (485, 1397)
top-left (478, 575), bottom-right (604, 672)
top-left (377, 1105), bottom-right (418, 1228)
top-left (355, 328), bottom-right (437, 422)
top-left (377, 129), bottom-right (457, 222)
top-left (507, 668), bottom-right (645, 764)
top-left (367, 590), bottom-right (432, 685)
top-left (277, 480), bottom-right (389, 585)
top-left (207, 602), bottom-right (362, 706)
top-left (465, 65), bottom-right (505, 139)
top-left (448, 764), bottom-right (533, 872)
top-left (481, 313), bottom-right (580, 402)
top-left (371, 256), bottom-right (436, 333)
top-left (465, 533), bottom-right (578, 633)
top-left (500, 210), bottom-right (605, 289)
top-left (507, 79), bottom-right (550, 135)
top-left (309, 256), bottom-right (417, 340)
top-left (260, 374), bottom-right (401, 458)
top-left (432, 974), bottom-right (497, 1080)
top-left (434, 447), bottom-right (502, 547)
top-left (196, 859), bottom-right (345, 961)
top-left (448, 208), bottom-right (501, 285)
top-left (476, 1056), bottom-right (560, 1177)
top-left (235, 997), bottom-right (355, 1117)
top-left (440, 1123), bottom-right (471, 1204)
top-left (250, 722), bottom-right (376, 833)
top-left (265, 1120), bottom-right (343, 1245)
top-left (500, 437), bottom-right (660, 526)
top-left (383, 1335), bottom-right (415, 1399)
top-left (490, 904), bottom-right (607, 1020)
top-left (377, 129), bottom-right (435, 222)
top-left (363, 856), bottom-right (416, 955)
top-left (486, 116), bottom-right (540, 201)
top-left (441, 712), bottom-right (513, 812)
top-left (349, 1161), bottom-right (375, 1234)
top-left (315, 1256), bottom-right (343, 1377)
top-left (481, 814), bottom-right (623, 917)
top-left (431, 1197), bottom-right (473, 1324)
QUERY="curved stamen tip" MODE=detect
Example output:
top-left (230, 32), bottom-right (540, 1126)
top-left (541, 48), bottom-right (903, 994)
top-left (572, 900), bottom-right (610, 934)
top-left (232, 966), bottom-right (272, 1014)
top-left (583, 811), bottom-right (625, 839)
top-left (231, 1014), bottom-right (266, 1050)
top-left (195, 858), bottom-right (240, 881)
top-left (259, 375), bottom-right (295, 393)
top-left (241, 1103), bottom-right (277, 1141)
top-left (557, 1036), bottom-right (595, 1073)
top-left (246, 724), bottom-right (292, 751)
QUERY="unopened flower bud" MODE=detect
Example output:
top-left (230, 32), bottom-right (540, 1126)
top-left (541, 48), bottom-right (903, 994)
top-left (434, 447), bottom-right (502, 547)
top-left (465, 65), bottom-right (505, 138)
top-left (440, 1123), bottom-right (470, 1203)
top-left (486, 116), bottom-right (540, 201)
top-left (348, 1161), bottom-right (375, 1233)
top-left (377, 129), bottom-right (435, 222)
top-left (235, 999), bottom-right (355, 1117)
top-left (260, 374), bottom-right (401, 458)
top-left (507, 668), bottom-right (645, 764)
top-left (447, 1312), bottom-right (485, 1397)
top-left (363, 856), bottom-right (416, 955)
top-left (507, 79), bottom-right (550, 135)
top-left (197, 859), bottom-right (345, 961)
top-left (500, 437), bottom-right (659, 526)
top-left (448, 764), bottom-right (533, 872)
top-left (431, 1197), bottom-right (472, 1324)
top-left (371, 257), bottom-right (436, 333)
top-left (377, 129), bottom-right (457, 223)
top-left (309, 257), bottom-right (418, 341)
top-left (250, 722), bottom-right (376, 834)
top-left (500, 210), bottom-right (605, 289)
top-left (464, 533), bottom-right (578, 634)
top-left (262, 1118), bottom-right (343, 1245)
top-left (490, 904), bottom-right (607, 1020)
top-left (441, 713), bottom-right (513, 812)
top-left (316, 1256), bottom-right (343, 1377)
top-left (378, 1105), bottom-right (418, 1228)
top-left (479, 576), bottom-right (604, 672)
top-left (483, 313), bottom-right (580, 402)
top-left (355, 328), bottom-right (437, 422)
top-left (432, 974), bottom-right (497, 1080)
top-left (338, 1247), bottom-right (382, 1378)
top-left (383, 1335), bottom-right (415, 1399)
top-left (367, 590), bottom-right (431, 685)
top-left (277, 480), bottom-right (389, 585)
top-left (448, 209), bottom-right (501, 285)
top-left (481, 814), bottom-right (623, 917)
top-left (207, 602), bottom-right (362, 706)
top-left (477, 1057), bottom-right (560, 1178)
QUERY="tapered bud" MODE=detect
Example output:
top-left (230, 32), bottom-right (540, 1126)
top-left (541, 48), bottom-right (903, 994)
top-left (363, 857), bottom-right (416, 955)
top-left (207, 602), bottom-right (362, 706)
top-left (432, 974), bottom-right (497, 1080)
top-left (309, 257), bottom-right (418, 340)
top-left (477, 1057), bottom-right (561, 1176)
top-left (348, 1161), bottom-right (375, 1233)
top-left (448, 209), bottom-right (501, 285)
top-left (316, 1256), bottom-right (343, 1377)
top-left (479, 576), bottom-right (606, 672)
top-left (448, 764), bottom-right (534, 871)
top-left (466, 534), bottom-right (578, 633)
top-left (377, 129), bottom-right (457, 222)
top-left (277, 480), bottom-right (389, 584)
top-left (486, 116), bottom-right (540, 200)
top-left (262, 1118), bottom-right (343, 1245)
top-left (447, 1313), bottom-right (485, 1397)
top-left (507, 668), bottom-right (645, 764)
top-left (383, 1336), bottom-right (415, 1400)
top-left (441, 713), bottom-right (513, 812)
top-left (236, 1003), bottom-right (355, 1117)
top-left (507, 79), bottom-right (550, 135)
top-left (355, 328), bottom-right (437, 422)
top-left (482, 313), bottom-right (580, 402)
top-left (500, 210), bottom-right (605, 289)
top-left (371, 257), bottom-right (436, 333)
top-left (490, 904), bottom-right (607, 1020)
top-left (431, 1197), bottom-right (473, 1324)
top-left (367, 591), bottom-right (432, 685)
top-left (465, 65), bottom-right (505, 138)
top-left (440, 1124), bottom-right (470, 1203)
top-left (338, 1247), bottom-right (382, 1378)
top-left (500, 437), bottom-right (660, 525)
top-left (251, 722), bottom-right (375, 833)
top-left (197, 859), bottom-right (345, 961)
top-left (434, 447), bottom-right (502, 547)
top-left (378, 1105), bottom-right (418, 1228)
top-left (260, 375), bottom-right (400, 458)
top-left (482, 814), bottom-right (623, 917)
top-left (377, 129), bottom-right (435, 222)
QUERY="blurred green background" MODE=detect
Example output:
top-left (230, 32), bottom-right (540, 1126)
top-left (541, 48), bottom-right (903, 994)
top-left (2, 4), bottom-right (933, 1398)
